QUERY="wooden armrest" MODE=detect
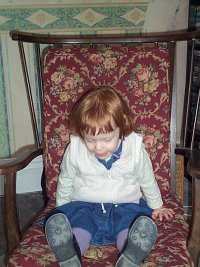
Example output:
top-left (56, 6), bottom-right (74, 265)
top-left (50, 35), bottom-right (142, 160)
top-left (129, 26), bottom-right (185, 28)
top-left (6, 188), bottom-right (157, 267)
top-left (0, 144), bottom-right (43, 175)
top-left (187, 149), bottom-right (200, 179)
top-left (186, 150), bottom-right (200, 266)
top-left (1, 144), bottom-right (43, 255)
top-left (175, 146), bottom-right (192, 158)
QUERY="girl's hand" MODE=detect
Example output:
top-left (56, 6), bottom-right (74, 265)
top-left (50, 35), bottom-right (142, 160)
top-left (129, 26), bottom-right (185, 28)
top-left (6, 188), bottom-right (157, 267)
top-left (152, 207), bottom-right (175, 221)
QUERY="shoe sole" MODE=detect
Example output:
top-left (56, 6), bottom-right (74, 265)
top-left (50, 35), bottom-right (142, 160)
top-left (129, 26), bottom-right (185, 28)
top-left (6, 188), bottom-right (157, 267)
top-left (45, 213), bottom-right (81, 267)
top-left (115, 216), bottom-right (157, 267)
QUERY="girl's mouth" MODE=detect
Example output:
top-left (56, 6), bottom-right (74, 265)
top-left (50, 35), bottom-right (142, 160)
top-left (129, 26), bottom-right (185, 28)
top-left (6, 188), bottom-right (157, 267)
top-left (95, 152), bottom-right (109, 159)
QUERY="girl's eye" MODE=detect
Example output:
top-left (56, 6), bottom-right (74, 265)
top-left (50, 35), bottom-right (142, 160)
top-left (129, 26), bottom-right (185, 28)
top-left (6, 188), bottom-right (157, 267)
top-left (104, 138), bottom-right (112, 142)
top-left (86, 139), bottom-right (94, 143)
top-left (85, 139), bottom-right (95, 143)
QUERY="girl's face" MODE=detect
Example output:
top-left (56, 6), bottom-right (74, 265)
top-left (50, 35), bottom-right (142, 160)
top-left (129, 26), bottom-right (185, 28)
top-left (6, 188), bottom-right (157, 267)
top-left (84, 127), bottom-right (120, 159)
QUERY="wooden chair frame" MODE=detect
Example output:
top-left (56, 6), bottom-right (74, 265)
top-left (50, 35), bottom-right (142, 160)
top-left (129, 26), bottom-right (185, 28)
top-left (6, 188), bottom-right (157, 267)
top-left (0, 29), bottom-right (200, 266)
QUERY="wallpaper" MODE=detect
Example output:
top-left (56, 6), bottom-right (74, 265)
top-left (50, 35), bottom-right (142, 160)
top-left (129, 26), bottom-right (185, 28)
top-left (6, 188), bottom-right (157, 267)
top-left (0, 3), bottom-right (149, 33)
top-left (0, 0), bottom-right (188, 156)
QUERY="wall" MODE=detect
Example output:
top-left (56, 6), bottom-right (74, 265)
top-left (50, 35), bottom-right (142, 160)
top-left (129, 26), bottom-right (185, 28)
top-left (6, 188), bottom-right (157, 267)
top-left (0, 0), bottom-right (189, 194)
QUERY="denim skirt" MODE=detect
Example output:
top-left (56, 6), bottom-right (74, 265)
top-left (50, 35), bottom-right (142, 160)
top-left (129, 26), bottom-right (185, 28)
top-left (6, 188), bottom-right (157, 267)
top-left (47, 198), bottom-right (153, 246)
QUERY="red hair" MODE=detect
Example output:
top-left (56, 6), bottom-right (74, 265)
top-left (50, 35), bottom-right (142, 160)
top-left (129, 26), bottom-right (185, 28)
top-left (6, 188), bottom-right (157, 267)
top-left (70, 86), bottom-right (134, 138)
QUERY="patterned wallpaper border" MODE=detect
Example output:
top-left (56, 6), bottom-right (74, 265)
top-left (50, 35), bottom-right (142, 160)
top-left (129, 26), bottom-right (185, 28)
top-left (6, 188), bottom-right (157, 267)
top-left (0, 3), bottom-right (149, 32)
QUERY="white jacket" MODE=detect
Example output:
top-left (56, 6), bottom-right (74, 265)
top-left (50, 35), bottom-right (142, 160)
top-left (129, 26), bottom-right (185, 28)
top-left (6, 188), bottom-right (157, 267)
top-left (56, 132), bottom-right (163, 209)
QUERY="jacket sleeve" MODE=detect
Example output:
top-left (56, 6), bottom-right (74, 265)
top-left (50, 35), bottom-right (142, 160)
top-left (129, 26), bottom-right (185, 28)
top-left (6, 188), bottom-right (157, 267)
top-left (56, 141), bottom-right (76, 207)
top-left (137, 143), bottom-right (163, 209)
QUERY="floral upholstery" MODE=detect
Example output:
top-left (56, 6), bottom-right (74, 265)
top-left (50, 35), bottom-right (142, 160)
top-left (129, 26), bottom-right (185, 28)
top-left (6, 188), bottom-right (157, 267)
top-left (7, 46), bottom-right (192, 266)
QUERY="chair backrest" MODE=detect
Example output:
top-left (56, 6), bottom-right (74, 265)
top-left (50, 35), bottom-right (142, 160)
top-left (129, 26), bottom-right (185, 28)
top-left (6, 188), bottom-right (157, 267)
top-left (42, 45), bottom-right (171, 202)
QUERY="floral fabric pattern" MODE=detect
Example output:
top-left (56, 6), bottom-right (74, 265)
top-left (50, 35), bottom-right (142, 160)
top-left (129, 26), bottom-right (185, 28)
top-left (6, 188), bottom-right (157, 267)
top-left (7, 46), bottom-right (192, 266)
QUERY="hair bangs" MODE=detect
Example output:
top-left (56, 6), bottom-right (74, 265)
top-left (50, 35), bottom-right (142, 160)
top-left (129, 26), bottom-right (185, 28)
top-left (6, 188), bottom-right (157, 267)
top-left (81, 113), bottom-right (115, 136)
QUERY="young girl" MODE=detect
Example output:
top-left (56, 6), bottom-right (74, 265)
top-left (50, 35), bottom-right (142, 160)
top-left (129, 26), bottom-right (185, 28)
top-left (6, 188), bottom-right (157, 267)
top-left (45, 86), bottom-right (174, 267)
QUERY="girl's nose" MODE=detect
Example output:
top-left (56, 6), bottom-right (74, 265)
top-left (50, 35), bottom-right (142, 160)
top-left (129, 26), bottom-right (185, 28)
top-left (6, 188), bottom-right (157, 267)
top-left (95, 141), bottom-right (103, 150)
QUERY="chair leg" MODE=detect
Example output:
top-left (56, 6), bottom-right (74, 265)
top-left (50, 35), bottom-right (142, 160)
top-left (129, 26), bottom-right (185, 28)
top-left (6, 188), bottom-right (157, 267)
top-left (188, 177), bottom-right (200, 267)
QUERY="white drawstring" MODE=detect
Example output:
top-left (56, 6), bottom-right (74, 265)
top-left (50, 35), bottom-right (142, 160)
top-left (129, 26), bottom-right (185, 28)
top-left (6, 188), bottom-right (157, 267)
top-left (101, 203), bottom-right (106, 213)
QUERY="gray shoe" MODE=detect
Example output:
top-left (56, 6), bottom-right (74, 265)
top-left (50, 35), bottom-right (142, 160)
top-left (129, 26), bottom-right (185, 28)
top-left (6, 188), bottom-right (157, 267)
top-left (115, 216), bottom-right (157, 267)
top-left (45, 213), bottom-right (81, 267)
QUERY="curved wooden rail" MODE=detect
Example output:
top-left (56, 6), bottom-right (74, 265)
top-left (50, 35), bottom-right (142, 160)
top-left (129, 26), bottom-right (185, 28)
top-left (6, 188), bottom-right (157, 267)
top-left (10, 29), bottom-right (200, 44)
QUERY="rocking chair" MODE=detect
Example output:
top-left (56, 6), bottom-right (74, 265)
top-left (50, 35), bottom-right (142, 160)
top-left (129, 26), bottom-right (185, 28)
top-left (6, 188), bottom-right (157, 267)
top-left (1, 29), bottom-right (200, 266)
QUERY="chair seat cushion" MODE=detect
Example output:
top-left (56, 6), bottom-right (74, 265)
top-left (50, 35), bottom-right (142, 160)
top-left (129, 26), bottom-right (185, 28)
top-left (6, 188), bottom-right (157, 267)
top-left (7, 195), bottom-right (191, 267)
